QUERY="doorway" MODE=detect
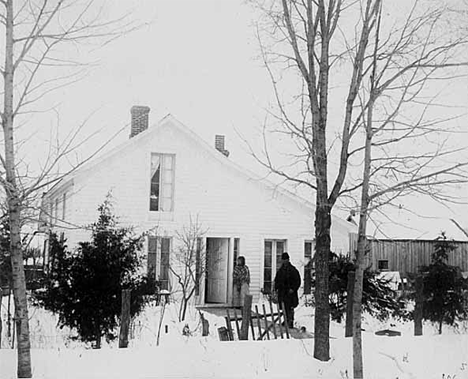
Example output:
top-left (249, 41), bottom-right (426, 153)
top-left (205, 237), bottom-right (230, 303)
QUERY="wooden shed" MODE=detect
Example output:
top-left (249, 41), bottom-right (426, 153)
top-left (350, 238), bottom-right (468, 277)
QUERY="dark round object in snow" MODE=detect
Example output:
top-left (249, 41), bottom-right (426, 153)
top-left (375, 329), bottom-right (401, 337)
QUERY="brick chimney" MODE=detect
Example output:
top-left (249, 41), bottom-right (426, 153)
top-left (215, 135), bottom-right (229, 157)
top-left (130, 105), bottom-right (150, 138)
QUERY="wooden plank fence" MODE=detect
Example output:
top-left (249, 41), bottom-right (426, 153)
top-left (349, 238), bottom-right (468, 276)
top-left (218, 298), bottom-right (290, 341)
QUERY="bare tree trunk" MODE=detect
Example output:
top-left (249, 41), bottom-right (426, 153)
top-left (352, 236), bottom-right (366, 379)
top-left (181, 300), bottom-right (188, 322)
top-left (352, 104), bottom-right (374, 378)
top-left (119, 289), bottom-right (131, 348)
top-left (414, 276), bottom-right (423, 336)
top-left (314, 202), bottom-right (331, 361)
top-left (156, 300), bottom-right (167, 346)
top-left (345, 270), bottom-right (355, 337)
top-left (352, 93), bottom-right (375, 379)
top-left (257, 0), bottom-right (467, 368)
top-left (180, 290), bottom-right (188, 322)
top-left (352, 3), bottom-right (385, 375)
top-left (312, 0), bottom-right (333, 359)
top-left (11, 314), bottom-right (15, 349)
top-left (3, 0), bottom-right (32, 376)
top-left (7, 290), bottom-right (11, 342)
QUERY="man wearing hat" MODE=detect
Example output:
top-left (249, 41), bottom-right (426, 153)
top-left (274, 252), bottom-right (301, 328)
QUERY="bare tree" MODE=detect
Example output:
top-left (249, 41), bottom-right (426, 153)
top-left (251, 0), bottom-right (468, 365)
top-left (250, 0), bottom-right (382, 361)
top-left (169, 217), bottom-right (208, 322)
top-left (0, 1), bottom-right (139, 376)
top-left (349, 3), bottom-right (468, 378)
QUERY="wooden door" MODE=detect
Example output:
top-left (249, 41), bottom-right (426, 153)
top-left (205, 238), bottom-right (229, 303)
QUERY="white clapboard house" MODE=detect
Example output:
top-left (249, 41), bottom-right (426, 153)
top-left (40, 106), bottom-right (356, 305)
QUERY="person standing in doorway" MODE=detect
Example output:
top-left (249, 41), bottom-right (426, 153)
top-left (274, 252), bottom-right (301, 328)
top-left (233, 256), bottom-right (250, 307)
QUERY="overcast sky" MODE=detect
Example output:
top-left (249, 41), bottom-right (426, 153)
top-left (19, 0), bottom-right (468, 240)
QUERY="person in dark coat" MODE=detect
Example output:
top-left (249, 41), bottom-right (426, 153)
top-left (274, 252), bottom-right (301, 328)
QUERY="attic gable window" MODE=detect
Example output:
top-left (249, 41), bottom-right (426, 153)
top-left (150, 153), bottom-right (175, 212)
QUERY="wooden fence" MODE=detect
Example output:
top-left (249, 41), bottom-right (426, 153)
top-left (218, 298), bottom-right (290, 341)
top-left (350, 238), bottom-right (468, 276)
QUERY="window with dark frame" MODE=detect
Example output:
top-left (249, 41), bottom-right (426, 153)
top-left (378, 259), bottom-right (389, 271)
top-left (160, 238), bottom-right (170, 290)
top-left (147, 236), bottom-right (172, 290)
top-left (263, 239), bottom-right (287, 294)
top-left (263, 241), bottom-right (273, 294)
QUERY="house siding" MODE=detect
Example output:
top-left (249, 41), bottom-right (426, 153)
top-left (43, 117), bottom-right (355, 303)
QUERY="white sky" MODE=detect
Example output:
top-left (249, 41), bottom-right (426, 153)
top-left (16, 0), bottom-right (468, 240)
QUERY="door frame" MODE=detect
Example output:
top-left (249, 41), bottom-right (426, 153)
top-left (204, 237), bottom-right (232, 304)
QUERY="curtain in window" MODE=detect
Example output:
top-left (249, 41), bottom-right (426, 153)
top-left (150, 155), bottom-right (161, 177)
top-left (150, 155), bottom-right (161, 211)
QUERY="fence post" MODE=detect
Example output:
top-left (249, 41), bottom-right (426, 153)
top-left (345, 270), bottom-right (355, 337)
top-left (119, 289), bottom-right (131, 348)
top-left (199, 311), bottom-right (209, 337)
top-left (240, 294), bottom-right (252, 340)
top-left (218, 326), bottom-right (230, 341)
top-left (414, 276), bottom-right (423, 336)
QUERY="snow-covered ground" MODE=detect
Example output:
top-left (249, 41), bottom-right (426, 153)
top-left (1, 295), bottom-right (468, 379)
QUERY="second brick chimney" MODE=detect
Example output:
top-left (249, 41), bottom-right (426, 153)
top-left (130, 105), bottom-right (150, 138)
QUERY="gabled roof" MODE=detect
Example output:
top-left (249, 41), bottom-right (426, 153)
top-left (45, 114), bottom-right (355, 233)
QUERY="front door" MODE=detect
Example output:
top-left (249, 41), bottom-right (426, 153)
top-left (205, 238), bottom-right (229, 303)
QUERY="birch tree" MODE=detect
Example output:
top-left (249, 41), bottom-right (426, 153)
top-left (251, 0), bottom-right (468, 363)
top-left (251, 0), bottom-right (382, 361)
top-left (350, 3), bottom-right (468, 377)
top-left (0, 1), bottom-right (138, 377)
